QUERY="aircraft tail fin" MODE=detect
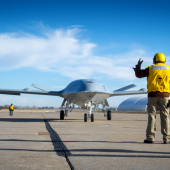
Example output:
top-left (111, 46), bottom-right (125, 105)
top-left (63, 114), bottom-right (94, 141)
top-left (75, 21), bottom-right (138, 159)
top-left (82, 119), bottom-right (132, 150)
top-left (32, 84), bottom-right (50, 91)
top-left (114, 84), bottom-right (136, 92)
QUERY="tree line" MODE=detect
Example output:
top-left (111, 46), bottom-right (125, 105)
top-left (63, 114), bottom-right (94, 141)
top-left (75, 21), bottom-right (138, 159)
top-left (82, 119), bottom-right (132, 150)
top-left (0, 105), bottom-right (55, 109)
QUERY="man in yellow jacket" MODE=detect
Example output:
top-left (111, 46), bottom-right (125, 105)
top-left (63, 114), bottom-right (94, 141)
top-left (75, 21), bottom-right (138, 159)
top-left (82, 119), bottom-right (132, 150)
top-left (9, 103), bottom-right (14, 116)
top-left (133, 53), bottom-right (170, 144)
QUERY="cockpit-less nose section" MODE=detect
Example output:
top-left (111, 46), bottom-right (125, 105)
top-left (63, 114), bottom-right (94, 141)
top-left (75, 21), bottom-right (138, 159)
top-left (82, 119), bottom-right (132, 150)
top-left (0, 79), bottom-right (147, 122)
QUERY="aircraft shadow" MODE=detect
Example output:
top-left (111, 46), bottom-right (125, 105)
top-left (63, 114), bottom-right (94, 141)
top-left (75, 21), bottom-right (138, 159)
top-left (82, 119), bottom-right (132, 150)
top-left (0, 118), bottom-right (83, 123)
top-left (68, 148), bottom-right (170, 155)
top-left (0, 139), bottom-right (51, 142)
top-left (0, 118), bottom-right (58, 122)
top-left (0, 147), bottom-right (169, 158)
top-left (68, 154), bottom-right (170, 158)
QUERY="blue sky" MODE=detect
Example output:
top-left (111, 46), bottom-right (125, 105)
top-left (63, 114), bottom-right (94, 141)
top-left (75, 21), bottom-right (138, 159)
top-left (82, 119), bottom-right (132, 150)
top-left (0, 0), bottom-right (169, 107)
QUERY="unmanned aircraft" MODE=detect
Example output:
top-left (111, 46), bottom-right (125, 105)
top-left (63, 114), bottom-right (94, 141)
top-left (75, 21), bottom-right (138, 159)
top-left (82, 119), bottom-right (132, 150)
top-left (0, 79), bottom-right (147, 122)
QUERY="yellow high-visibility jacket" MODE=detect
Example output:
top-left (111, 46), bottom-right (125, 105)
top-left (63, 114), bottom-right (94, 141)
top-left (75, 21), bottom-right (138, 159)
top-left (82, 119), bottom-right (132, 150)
top-left (147, 63), bottom-right (170, 93)
top-left (9, 105), bottom-right (14, 110)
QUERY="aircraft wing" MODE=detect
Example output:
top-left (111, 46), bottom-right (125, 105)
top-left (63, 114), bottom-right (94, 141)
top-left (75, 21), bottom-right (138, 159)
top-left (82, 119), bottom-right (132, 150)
top-left (114, 84), bottom-right (136, 91)
top-left (111, 88), bottom-right (147, 96)
top-left (31, 84), bottom-right (50, 91)
top-left (0, 88), bottom-right (64, 97)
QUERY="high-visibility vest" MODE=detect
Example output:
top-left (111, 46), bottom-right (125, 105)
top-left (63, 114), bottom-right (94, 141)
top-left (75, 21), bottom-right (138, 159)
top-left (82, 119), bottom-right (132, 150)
top-left (10, 105), bottom-right (14, 110)
top-left (147, 63), bottom-right (170, 93)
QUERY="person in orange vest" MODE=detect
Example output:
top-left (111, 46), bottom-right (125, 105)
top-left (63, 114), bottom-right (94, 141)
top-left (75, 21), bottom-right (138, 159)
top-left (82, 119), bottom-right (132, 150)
top-left (9, 103), bottom-right (14, 116)
top-left (133, 53), bottom-right (170, 144)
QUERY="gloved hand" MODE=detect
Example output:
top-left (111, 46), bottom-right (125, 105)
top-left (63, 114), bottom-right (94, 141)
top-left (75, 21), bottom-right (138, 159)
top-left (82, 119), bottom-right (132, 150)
top-left (133, 58), bottom-right (143, 71)
top-left (137, 58), bottom-right (143, 66)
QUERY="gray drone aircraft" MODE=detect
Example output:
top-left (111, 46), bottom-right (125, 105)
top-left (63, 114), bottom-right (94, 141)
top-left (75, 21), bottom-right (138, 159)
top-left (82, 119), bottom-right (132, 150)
top-left (0, 79), bottom-right (147, 122)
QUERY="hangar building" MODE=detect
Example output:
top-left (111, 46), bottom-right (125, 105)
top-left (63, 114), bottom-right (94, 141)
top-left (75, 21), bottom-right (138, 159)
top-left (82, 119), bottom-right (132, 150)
top-left (118, 96), bottom-right (148, 111)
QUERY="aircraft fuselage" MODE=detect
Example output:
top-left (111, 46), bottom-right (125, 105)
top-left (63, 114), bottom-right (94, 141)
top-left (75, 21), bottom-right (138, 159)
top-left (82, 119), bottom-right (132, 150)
top-left (60, 79), bottom-right (112, 108)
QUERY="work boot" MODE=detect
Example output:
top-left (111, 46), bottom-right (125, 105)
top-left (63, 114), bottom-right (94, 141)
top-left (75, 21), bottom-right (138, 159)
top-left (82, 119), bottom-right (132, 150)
top-left (163, 141), bottom-right (170, 144)
top-left (144, 139), bottom-right (154, 144)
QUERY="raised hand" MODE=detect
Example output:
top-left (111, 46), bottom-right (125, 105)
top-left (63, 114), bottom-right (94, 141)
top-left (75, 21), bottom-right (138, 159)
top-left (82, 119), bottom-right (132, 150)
top-left (137, 58), bottom-right (143, 66)
top-left (133, 58), bottom-right (143, 71)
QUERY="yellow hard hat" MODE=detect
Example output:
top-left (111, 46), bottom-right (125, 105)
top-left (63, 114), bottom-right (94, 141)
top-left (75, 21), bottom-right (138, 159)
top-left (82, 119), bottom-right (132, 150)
top-left (154, 53), bottom-right (165, 63)
top-left (11, 103), bottom-right (13, 105)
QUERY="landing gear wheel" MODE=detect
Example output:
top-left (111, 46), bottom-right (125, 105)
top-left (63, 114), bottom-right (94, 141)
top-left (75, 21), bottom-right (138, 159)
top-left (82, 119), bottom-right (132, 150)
top-left (91, 114), bottom-right (94, 122)
top-left (60, 110), bottom-right (64, 120)
top-left (84, 113), bottom-right (87, 122)
top-left (107, 110), bottom-right (111, 120)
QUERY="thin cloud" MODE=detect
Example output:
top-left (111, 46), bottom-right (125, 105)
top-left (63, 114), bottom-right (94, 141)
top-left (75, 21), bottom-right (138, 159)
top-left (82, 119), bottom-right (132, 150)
top-left (0, 26), bottom-right (150, 80)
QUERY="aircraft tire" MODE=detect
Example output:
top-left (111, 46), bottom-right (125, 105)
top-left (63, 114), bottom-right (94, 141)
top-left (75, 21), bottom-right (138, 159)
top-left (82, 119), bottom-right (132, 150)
top-left (84, 113), bottom-right (87, 122)
top-left (60, 110), bottom-right (64, 120)
top-left (91, 114), bottom-right (94, 122)
top-left (107, 111), bottom-right (111, 120)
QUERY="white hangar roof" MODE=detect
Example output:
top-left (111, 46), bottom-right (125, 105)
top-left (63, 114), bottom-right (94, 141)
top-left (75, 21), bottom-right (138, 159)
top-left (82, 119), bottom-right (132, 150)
top-left (118, 96), bottom-right (148, 111)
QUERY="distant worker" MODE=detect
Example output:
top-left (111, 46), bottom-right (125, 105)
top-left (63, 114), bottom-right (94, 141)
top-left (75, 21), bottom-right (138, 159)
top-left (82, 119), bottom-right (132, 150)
top-left (133, 53), bottom-right (170, 144)
top-left (9, 103), bottom-right (14, 116)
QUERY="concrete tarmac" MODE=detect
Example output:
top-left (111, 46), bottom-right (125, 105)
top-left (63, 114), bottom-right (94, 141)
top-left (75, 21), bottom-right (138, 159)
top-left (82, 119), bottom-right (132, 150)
top-left (0, 111), bottom-right (170, 170)
top-left (0, 112), bottom-right (70, 170)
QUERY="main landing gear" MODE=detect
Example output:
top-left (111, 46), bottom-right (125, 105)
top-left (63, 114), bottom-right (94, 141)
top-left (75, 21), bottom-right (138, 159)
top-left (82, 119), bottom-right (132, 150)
top-left (60, 101), bottom-right (72, 120)
top-left (102, 100), bottom-right (111, 120)
top-left (107, 110), bottom-right (111, 120)
top-left (59, 110), bottom-right (69, 120)
top-left (60, 110), bottom-right (65, 120)
top-left (60, 110), bottom-right (69, 120)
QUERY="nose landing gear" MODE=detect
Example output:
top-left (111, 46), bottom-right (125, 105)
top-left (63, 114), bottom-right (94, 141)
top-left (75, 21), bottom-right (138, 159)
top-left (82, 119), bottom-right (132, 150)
top-left (84, 101), bottom-right (94, 122)
top-left (84, 113), bottom-right (94, 122)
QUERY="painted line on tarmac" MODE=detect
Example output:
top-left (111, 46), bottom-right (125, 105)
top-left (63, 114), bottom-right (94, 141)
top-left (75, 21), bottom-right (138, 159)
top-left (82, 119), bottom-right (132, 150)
top-left (61, 141), bottom-right (163, 143)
